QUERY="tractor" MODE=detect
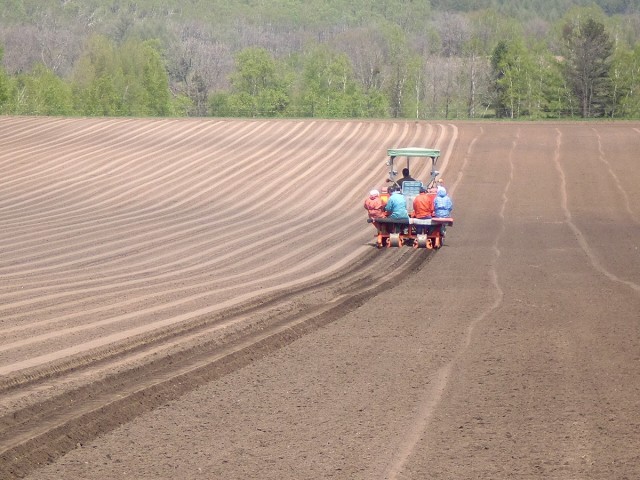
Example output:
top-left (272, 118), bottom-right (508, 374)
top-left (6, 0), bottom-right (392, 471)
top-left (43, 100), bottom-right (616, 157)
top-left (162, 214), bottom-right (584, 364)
top-left (367, 147), bottom-right (453, 249)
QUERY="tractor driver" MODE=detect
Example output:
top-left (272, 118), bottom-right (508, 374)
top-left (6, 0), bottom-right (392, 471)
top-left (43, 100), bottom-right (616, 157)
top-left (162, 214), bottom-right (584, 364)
top-left (396, 167), bottom-right (416, 187)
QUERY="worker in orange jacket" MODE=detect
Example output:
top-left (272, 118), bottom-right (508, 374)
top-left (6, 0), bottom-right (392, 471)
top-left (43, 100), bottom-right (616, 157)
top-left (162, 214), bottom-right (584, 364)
top-left (364, 189), bottom-right (385, 229)
top-left (412, 186), bottom-right (434, 234)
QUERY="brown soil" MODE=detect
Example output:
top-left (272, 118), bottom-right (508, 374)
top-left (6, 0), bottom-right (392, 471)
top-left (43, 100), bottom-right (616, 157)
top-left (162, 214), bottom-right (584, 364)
top-left (0, 118), bottom-right (638, 479)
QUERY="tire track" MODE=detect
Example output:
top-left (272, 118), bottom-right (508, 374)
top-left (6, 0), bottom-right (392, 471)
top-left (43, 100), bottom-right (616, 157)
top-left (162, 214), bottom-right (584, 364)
top-left (593, 127), bottom-right (639, 224)
top-left (554, 128), bottom-right (640, 294)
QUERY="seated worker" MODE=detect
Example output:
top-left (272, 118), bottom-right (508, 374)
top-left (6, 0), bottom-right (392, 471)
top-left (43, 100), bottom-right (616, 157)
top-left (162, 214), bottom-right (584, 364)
top-left (384, 186), bottom-right (409, 233)
top-left (363, 189), bottom-right (385, 229)
top-left (396, 167), bottom-right (416, 187)
top-left (434, 186), bottom-right (453, 237)
top-left (412, 186), bottom-right (434, 234)
top-left (434, 186), bottom-right (453, 218)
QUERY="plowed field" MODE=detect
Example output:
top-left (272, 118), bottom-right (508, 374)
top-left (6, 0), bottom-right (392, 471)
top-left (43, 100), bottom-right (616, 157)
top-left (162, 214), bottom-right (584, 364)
top-left (1, 117), bottom-right (639, 479)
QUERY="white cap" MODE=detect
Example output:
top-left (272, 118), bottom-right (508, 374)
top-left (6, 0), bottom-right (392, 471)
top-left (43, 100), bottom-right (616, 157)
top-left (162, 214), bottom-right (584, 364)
top-left (369, 189), bottom-right (379, 196)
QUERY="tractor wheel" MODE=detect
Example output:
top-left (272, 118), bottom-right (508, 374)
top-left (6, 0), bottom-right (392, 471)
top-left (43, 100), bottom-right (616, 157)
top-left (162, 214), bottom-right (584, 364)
top-left (389, 233), bottom-right (401, 247)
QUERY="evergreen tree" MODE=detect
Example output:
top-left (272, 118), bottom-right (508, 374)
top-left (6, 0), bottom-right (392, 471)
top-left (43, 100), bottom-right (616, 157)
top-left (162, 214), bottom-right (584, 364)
top-left (561, 14), bottom-right (614, 117)
top-left (491, 40), bottom-right (510, 117)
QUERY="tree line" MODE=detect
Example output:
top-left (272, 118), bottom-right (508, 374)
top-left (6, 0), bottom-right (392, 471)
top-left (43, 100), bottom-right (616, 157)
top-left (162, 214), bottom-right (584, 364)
top-left (0, 1), bottom-right (639, 119)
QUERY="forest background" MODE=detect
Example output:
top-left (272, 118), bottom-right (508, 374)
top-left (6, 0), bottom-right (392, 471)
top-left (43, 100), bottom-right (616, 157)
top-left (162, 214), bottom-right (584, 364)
top-left (1, 0), bottom-right (640, 119)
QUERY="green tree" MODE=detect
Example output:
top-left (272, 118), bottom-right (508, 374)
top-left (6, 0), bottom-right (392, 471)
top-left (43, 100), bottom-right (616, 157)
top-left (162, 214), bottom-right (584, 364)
top-left (208, 91), bottom-right (233, 117)
top-left (71, 35), bottom-right (124, 115)
top-left (0, 45), bottom-right (9, 113)
top-left (561, 14), bottom-right (614, 117)
top-left (141, 40), bottom-right (172, 116)
top-left (71, 35), bottom-right (173, 116)
top-left (492, 38), bottom-right (556, 118)
top-left (535, 49), bottom-right (571, 118)
top-left (12, 64), bottom-right (74, 115)
top-left (609, 43), bottom-right (640, 117)
top-left (296, 45), bottom-right (368, 118)
top-left (227, 47), bottom-right (290, 116)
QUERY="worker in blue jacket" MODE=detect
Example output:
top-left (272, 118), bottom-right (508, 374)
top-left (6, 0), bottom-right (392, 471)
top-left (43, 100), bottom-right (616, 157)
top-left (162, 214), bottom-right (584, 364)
top-left (434, 186), bottom-right (453, 217)
top-left (384, 185), bottom-right (409, 219)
